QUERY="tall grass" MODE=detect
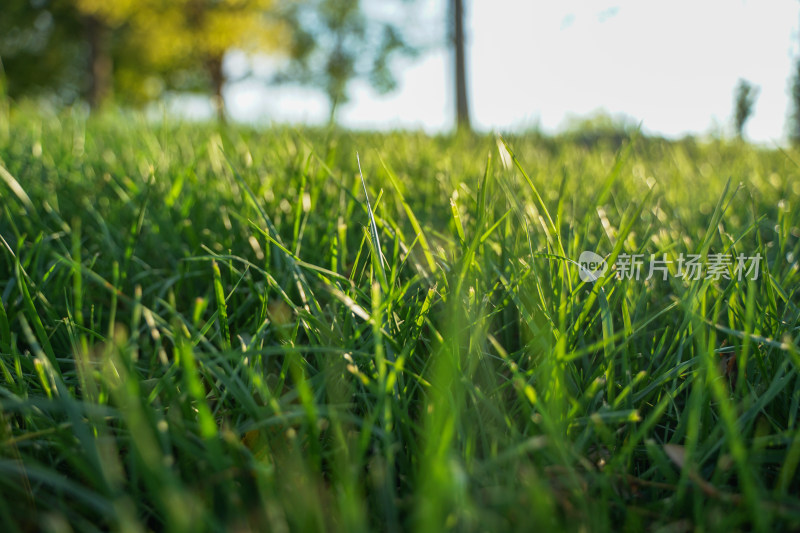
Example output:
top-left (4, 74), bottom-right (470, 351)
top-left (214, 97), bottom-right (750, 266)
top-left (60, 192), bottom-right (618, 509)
top-left (1, 108), bottom-right (799, 532)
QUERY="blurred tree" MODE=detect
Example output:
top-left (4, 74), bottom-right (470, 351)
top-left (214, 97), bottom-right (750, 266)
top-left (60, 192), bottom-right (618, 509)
top-left (733, 78), bottom-right (758, 139)
top-left (450, 0), bottom-right (470, 132)
top-left (0, 0), bottom-right (87, 104)
top-left (790, 60), bottom-right (800, 145)
top-left (0, 0), bottom-right (284, 119)
top-left (70, 0), bottom-right (285, 120)
top-left (275, 0), bottom-right (416, 123)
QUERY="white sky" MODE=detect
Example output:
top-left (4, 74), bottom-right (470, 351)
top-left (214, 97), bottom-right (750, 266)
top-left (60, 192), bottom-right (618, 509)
top-left (212, 0), bottom-right (800, 143)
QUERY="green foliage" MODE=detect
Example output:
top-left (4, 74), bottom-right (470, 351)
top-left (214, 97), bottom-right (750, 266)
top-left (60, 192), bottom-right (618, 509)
top-left (275, 0), bottom-right (416, 120)
top-left (0, 0), bottom-right (88, 103)
top-left (76, 0), bottom-right (284, 98)
top-left (560, 111), bottom-right (641, 149)
top-left (0, 0), bottom-right (284, 107)
top-left (0, 0), bottom-right (415, 117)
top-left (1, 109), bottom-right (800, 531)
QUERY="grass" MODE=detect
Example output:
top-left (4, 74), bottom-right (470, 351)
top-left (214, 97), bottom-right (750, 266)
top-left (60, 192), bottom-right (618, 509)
top-left (1, 106), bottom-right (800, 532)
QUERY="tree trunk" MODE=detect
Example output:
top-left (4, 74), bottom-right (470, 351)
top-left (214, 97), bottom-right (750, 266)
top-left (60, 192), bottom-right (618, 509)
top-left (0, 55), bottom-right (7, 99)
top-left (86, 16), bottom-right (112, 109)
top-left (452, 0), bottom-right (470, 131)
top-left (208, 55), bottom-right (226, 124)
top-left (0, 55), bottom-right (8, 140)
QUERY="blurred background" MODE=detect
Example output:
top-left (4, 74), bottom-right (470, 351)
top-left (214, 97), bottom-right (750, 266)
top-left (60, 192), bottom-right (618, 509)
top-left (1, 0), bottom-right (799, 143)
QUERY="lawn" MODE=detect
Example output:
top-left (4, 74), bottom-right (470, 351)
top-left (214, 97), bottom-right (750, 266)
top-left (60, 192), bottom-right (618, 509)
top-left (1, 108), bottom-right (799, 532)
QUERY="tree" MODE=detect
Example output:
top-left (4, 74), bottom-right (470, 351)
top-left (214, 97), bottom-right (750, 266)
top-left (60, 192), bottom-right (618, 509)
top-left (450, 0), bottom-right (470, 132)
top-left (70, 0), bottom-right (285, 120)
top-left (790, 60), bottom-right (800, 145)
top-left (0, 0), bottom-right (284, 119)
top-left (275, 0), bottom-right (415, 123)
top-left (733, 78), bottom-right (758, 139)
top-left (0, 0), bottom-right (87, 104)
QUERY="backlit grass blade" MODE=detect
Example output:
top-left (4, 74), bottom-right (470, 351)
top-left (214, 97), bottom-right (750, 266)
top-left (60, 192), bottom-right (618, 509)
top-left (357, 152), bottom-right (388, 288)
top-left (0, 294), bottom-right (10, 356)
top-left (15, 262), bottom-right (56, 366)
top-left (0, 163), bottom-right (34, 212)
top-left (212, 260), bottom-right (231, 351)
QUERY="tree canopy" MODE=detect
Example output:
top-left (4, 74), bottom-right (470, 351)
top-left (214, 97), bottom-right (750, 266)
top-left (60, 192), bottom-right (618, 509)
top-left (1, 0), bottom-right (285, 118)
top-left (0, 0), bottom-right (417, 123)
top-left (0, 0), bottom-right (87, 103)
top-left (273, 0), bottom-right (416, 122)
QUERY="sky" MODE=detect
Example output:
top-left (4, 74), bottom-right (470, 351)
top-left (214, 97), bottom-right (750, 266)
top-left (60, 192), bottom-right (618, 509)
top-left (201, 0), bottom-right (800, 144)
